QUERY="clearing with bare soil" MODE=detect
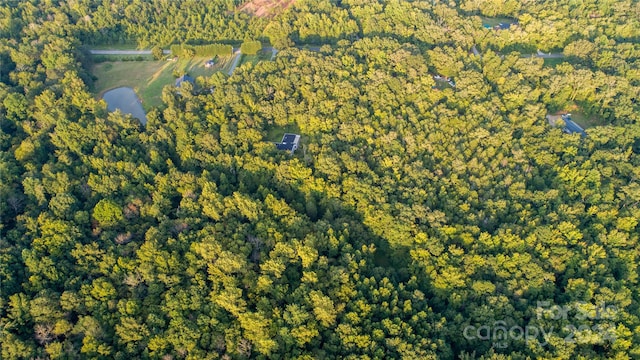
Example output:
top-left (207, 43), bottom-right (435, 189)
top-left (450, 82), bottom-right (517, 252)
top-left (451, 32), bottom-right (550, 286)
top-left (238, 0), bottom-right (295, 18)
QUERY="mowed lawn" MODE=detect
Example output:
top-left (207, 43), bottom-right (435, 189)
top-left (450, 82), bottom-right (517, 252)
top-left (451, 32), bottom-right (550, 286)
top-left (560, 103), bottom-right (604, 128)
top-left (92, 56), bottom-right (235, 109)
top-left (570, 111), bottom-right (602, 128)
top-left (266, 123), bottom-right (300, 142)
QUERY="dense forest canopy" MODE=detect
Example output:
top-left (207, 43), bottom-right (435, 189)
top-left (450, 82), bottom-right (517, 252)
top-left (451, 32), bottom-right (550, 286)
top-left (1, 0), bottom-right (640, 359)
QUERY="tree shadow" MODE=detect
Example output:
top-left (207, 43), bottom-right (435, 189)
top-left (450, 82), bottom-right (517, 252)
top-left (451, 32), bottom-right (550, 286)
top-left (203, 153), bottom-right (415, 284)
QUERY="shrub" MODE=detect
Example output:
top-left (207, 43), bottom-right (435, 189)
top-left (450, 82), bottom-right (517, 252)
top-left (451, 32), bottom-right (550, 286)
top-left (170, 43), bottom-right (232, 57)
top-left (240, 40), bottom-right (262, 55)
top-left (151, 46), bottom-right (164, 60)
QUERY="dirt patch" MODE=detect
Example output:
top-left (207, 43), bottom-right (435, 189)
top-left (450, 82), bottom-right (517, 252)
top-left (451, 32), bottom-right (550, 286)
top-left (238, 0), bottom-right (295, 18)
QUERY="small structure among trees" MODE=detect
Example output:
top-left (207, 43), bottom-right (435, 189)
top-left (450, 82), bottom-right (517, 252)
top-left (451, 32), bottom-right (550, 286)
top-left (275, 133), bottom-right (300, 154)
top-left (561, 114), bottom-right (587, 136)
top-left (175, 74), bottom-right (195, 87)
top-left (546, 113), bottom-right (587, 137)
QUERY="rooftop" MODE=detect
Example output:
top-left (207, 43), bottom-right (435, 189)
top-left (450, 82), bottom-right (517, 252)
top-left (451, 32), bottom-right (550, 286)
top-left (546, 113), bottom-right (587, 137)
top-left (275, 133), bottom-right (300, 154)
top-left (563, 115), bottom-right (587, 137)
top-left (282, 134), bottom-right (298, 143)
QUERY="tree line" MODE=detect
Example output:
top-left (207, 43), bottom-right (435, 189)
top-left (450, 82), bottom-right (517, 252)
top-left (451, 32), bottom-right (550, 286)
top-left (170, 44), bottom-right (234, 58)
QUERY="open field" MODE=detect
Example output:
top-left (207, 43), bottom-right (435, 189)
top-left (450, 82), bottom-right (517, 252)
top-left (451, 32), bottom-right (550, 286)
top-left (570, 111), bottom-right (602, 128)
top-left (92, 61), bottom-right (168, 108)
top-left (238, 0), bottom-right (295, 17)
top-left (174, 56), bottom-right (235, 78)
top-left (432, 77), bottom-right (455, 91)
top-left (92, 56), bottom-right (234, 109)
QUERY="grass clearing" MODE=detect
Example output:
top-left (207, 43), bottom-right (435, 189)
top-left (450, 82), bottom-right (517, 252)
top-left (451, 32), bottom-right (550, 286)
top-left (543, 58), bottom-right (570, 68)
top-left (480, 16), bottom-right (516, 27)
top-left (92, 61), bottom-right (169, 108)
top-left (92, 55), bottom-right (234, 109)
top-left (569, 111), bottom-right (602, 128)
top-left (557, 103), bottom-right (603, 129)
top-left (266, 123), bottom-right (300, 142)
top-left (433, 78), bottom-right (454, 90)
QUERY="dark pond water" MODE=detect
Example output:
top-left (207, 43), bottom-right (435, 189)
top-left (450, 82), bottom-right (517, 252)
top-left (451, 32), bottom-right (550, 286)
top-left (103, 87), bottom-right (147, 125)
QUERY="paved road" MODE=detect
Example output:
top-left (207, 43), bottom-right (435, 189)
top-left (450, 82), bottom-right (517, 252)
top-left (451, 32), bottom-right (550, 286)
top-left (89, 45), bottom-right (562, 78)
top-left (90, 45), bottom-right (562, 58)
top-left (88, 49), bottom-right (171, 55)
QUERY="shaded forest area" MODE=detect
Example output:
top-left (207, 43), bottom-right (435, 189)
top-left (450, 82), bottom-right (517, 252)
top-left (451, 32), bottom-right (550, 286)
top-left (1, 0), bottom-right (640, 359)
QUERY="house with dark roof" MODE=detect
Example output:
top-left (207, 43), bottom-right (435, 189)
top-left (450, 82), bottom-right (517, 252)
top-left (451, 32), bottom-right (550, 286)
top-left (562, 114), bottom-right (587, 137)
top-left (175, 74), bottom-right (195, 87)
top-left (275, 133), bottom-right (300, 154)
top-left (546, 113), bottom-right (587, 137)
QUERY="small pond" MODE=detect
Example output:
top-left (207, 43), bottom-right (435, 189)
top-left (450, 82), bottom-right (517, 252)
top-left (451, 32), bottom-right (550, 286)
top-left (102, 87), bottom-right (147, 125)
